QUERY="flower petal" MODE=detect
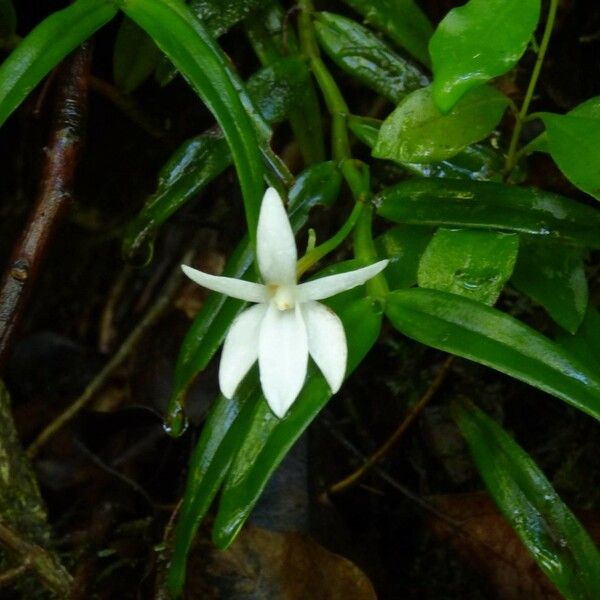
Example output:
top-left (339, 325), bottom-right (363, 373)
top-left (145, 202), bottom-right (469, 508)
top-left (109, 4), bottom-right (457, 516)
top-left (258, 303), bottom-right (308, 418)
top-left (219, 304), bottom-right (267, 398)
top-left (297, 259), bottom-right (389, 301)
top-left (181, 265), bottom-right (268, 303)
top-left (303, 301), bottom-right (347, 393)
top-left (257, 187), bottom-right (297, 285)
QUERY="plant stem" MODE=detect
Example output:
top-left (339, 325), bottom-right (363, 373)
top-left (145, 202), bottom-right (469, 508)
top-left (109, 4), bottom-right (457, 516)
top-left (298, 0), bottom-right (350, 161)
top-left (296, 202), bottom-right (363, 277)
top-left (504, 0), bottom-right (559, 174)
top-left (354, 206), bottom-right (388, 301)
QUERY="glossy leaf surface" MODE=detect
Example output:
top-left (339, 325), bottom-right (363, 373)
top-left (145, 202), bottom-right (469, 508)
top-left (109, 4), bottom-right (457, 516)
top-left (454, 400), bottom-right (600, 600)
top-left (122, 0), bottom-right (267, 241)
top-left (375, 225), bottom-right (433, 290)
top-left (512, 238), bottom-right (588, 334)
top-left (373, 85), bottom-right (509, 164)
top-left (558, 307), bottom-right (600, 373)
top-left (314, 12), bottom-right (427, 104)
top-left (341, 0), bottom-right (433, 66)
top-left (418, 229), bottom-right (519, 305)
top-left (542, 97), bottom-right (600, 201)
top-left (0, 0), bottom-right (118, 128)
top-left (376, 179), bottom-right (600, 248)
top-left (386, 288), bottom-right (600, 422)
top-left (348, 115), bottom-right (504, 181)
top-left (430, 0), bottom-right (540, 112)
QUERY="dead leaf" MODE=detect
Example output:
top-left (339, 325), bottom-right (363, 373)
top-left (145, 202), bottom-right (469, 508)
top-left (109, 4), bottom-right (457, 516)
top-left (428, 492), bottom-right (561, 600)
top-left (185, 525), bottom-right (377, 600)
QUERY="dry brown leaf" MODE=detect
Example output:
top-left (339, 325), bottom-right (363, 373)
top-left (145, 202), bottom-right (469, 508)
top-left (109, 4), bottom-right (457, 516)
top-left (185, 525), bottom-right (377, 600)
top-left (428, 492), bottom-right (561, 600)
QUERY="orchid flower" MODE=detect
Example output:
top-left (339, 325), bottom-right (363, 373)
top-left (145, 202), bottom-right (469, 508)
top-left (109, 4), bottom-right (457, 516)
top-left (181, 188), bottom-right (388, 418)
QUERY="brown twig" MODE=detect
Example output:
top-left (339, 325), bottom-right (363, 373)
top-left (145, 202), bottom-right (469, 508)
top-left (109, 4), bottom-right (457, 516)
top-left (322, 356), bottom-right (454, 499)
top-left (0, 44), bottom-right (92, 370)
top-left (0, 521), bottom-right (72, 596)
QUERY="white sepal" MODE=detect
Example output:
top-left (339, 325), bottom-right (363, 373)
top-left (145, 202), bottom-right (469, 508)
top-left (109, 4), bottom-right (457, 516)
top-left (258, 303), bottom-right (308, 418)
top-left (256, 187), bottom-right (297, 285)
top-left (219, 304), bottom-right (267, 398)
top-left (181, 265), bottom-right (268, 303)
top-left (303, 301), bottom-right (347, 393)
top-left (297, 259), bottom-right (389, 301)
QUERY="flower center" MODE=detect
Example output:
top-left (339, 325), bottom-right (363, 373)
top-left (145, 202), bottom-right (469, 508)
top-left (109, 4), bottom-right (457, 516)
top-left (269, 284), bottom-right (296, 311)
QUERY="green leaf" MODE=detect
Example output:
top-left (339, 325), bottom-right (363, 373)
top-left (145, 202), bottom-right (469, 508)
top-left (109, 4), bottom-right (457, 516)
top-left (168, 296), bottom-right (382, 596)
top-left (156, 0), bottom-right (265, 86)
top-left (0, 0), bottom-right (16, 42)
top-left (211, 296), bottom-right (383, 549)
top-left (376, 179), bottom-right (600, 249)
top-left (122, 0), bottom-right (268, 243)
top-left (430, 0), bottom-right (540, 112)
top-left (348, 115), bottom-right (504, 181)
top-left (386, 288), bottom-right (600, 423)
top-left (375, 225), bottom-right (434, 290)
top-left (511, 238), bottom-right (588, 334)
top-left (0, 0), bottom-right (118, 128)
top-left (341, 0), bottom-right (433, 66)
top-left (373, 85), bottom-right (509, 164)
top-left (454, 400), bottom-right (600, 600)
top-left (558, 307), bottom-right (600, 373)
top-left (165, 162), bottom-right (343, 435)
top-left (314, 12), bottom-right (428, 104)
top-left (541, 97), bottom-right (600, 200)
top-left (113, 16), bottom-right (161, 93)
top-left (418, 229), bottom-right (519, 305)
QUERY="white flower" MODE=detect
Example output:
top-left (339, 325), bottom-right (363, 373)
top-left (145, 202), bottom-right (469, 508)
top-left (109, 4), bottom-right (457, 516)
top-left (181, 187), bottom-right (388, 418)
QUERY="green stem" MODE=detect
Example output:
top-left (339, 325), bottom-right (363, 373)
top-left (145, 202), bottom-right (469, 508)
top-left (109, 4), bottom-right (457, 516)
top-left (354, 206), bottom-right (388, 302)
top-left (296, 202), bottom-right (363, 277)
top-left (298, 0), bottom-right (350, 161)
top-left (504, 0), bottom-right (559, 174)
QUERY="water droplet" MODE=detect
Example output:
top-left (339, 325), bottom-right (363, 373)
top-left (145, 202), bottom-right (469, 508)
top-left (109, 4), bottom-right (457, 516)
top-left (163, 406), bottom-right (188, 438)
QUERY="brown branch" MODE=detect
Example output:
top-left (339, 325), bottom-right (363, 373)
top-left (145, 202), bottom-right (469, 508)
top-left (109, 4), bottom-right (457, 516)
top-left (0, 521), bottom-right (72, 596)
top-left (0, 43), bottom-right (92, 370)
top-left (322, 356), bottom-right (454, 499)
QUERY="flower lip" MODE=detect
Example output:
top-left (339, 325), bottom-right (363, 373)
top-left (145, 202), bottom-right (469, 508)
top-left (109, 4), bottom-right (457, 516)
top-left (273, 285), bottom-right (296, 311)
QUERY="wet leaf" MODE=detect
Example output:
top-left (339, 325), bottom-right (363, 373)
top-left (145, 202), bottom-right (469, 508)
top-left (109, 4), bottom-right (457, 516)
top-left (373, 85), bottom-right (509, 164)
top-left (511, 238), bottom-right (588, 334)
top-left (542, 97), bottom-right (600, 201)
top-left (341, 0), bottom-right (433, 66)
top-left (386, 288), bottom-right (600, 423)
top-left (430, 0), bottom-right (540, 112)
top-left (376, 179), bottom-right (600, 248)
top-left (453, 401), bottom-right (600, 600)
top-left (314, 12), bottom-right (428, 104)
top-left (418, 229), bottom-right (519, 305)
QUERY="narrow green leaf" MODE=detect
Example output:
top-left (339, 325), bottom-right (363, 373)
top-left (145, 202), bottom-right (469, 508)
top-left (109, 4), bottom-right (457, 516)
top-left (558, 307), bottom-right (600, 373)
top-left (375, 225), bottom-right (434, 290)
top-left (348, 115), bottom-right (504, 181)
top-left (156, 0), bottom-right (265, 86)
top-left (376, 179), bottom-right (600, 249)
top-left (341, 0), bottom-right (433, 66)
top-left (542, 97), bottom-right (600, 201)
top-left (122, 0), bottom-right (267, 241)
top-left (166, 162), bottom-right (343, 434)
top-left (512, 238), bottom-right (588, 334)
top-left (211, 296), bottom-right (383, 548)
top-left (314, 12), bottom-right (428, 104)
top-left (0, 0), bottom-right (118, 128)
top-left (113, 16), bottom-right (161, 93)
top-left (373, 85), bottom-right (509, 164)
top-left (454, 400), bottom-right (600, 600)
top-left (386, 288), bottom-right (600, 423)
top-left (418, 229), bottom-right (519, 305)
top-left (430, 0), bottom-right (541, 112)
